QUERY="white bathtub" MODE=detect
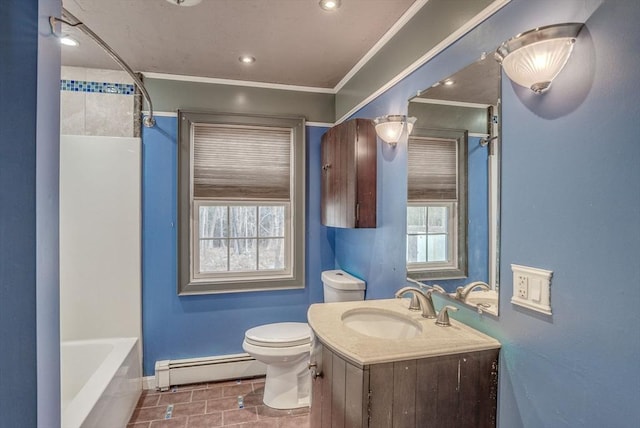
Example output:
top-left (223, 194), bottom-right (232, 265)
top-left (61, 338), bottom-right (141, 428)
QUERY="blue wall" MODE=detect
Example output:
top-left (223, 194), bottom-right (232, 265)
top-left (0, 0), bottom-right (61, 425)
top-left (338, 0), bottom-right (640, 426)
top-left (141, 118), bottom-right (334, 375)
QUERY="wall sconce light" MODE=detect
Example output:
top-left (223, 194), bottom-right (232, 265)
top-left (373, 115), bottom-right (417, 147)
top-left (495, 23), bottom-right (583, 94)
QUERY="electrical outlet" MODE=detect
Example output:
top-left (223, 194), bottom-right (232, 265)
top-left (511, 264), bottom-right (553, 315)
top-left (517, 275), bottom-right (528, 299)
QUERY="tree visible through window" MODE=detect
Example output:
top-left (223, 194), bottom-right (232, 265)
top-left (197, 204), bottom-right (286, 273)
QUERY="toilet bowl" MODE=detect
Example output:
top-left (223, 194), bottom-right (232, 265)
top-left (242, 322), bottom-right (311, 409)
top-left (242, 269), bottom-right (366, 409)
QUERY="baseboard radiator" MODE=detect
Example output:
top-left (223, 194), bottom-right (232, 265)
top-left (154, 353), bottom-right (266, 391)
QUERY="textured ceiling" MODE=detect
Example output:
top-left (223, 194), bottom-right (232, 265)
top-left (61, 0), bottom-right (416, 89)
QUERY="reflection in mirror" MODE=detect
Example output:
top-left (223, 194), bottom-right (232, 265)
top-left (407, 54), bottom-right (501, 315)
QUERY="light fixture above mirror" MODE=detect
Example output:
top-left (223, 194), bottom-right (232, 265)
top-left (373, 115), bottom-right (417, 147)
top-left (495, 23), bottom-right (584, 94)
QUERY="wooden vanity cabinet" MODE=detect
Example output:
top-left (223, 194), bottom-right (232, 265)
top-left (321, 118), bottom-right (377, 228)
top-left (310, 343), bottom-right (499, 428)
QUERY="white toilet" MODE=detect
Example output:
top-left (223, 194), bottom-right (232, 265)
top-left (242, 269), bottom-right (365, 409)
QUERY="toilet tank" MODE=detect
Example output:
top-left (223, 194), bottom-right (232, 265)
top-left (321, 270), bottom-right (366, 303)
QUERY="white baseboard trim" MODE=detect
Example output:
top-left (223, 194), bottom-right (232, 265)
top-left (153, 353), bottom-right (266, 391)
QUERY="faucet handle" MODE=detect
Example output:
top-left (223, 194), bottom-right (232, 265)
top-left (407, 294), bottom-right (421, 311)
top-left (435, 305), bottom-right (459, 327)
top-left (430, 284), bottom-right (446, 294)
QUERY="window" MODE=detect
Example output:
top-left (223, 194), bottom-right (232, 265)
top-left (178, 112), bottom-right (305, 294)
top-left (406, 129), bottom-right (467, 280)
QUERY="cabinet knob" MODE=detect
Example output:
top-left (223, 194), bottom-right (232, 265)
top-left (322, 163), bottom-right (332, 171)
top-left (308, 362), bottom-right (322, 379)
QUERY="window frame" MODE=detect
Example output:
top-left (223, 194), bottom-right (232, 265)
top-left (178, 111), bottom-right (305, 295)
top-left (406, 201), bottom-right (458, 271)
top-left (406, 128), bottom-right (468, 281)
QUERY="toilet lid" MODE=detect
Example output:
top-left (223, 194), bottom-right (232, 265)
top-left (245, 322), bottom-right (311, 348)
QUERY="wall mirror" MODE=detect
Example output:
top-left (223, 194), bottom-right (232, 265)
top-left (407, 53), bottom-right (501, 315)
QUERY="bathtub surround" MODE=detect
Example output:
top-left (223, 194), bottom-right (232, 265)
top-left (60, 66), bottom-right (138, 137)
top-left (58, 67), bottom-right (144, 426)
top-left (59, 135), bottom-right (142, 342)
top-left (60, 79), bottom-right (135, 95)
top-left (59, 67), bottom-right (143, 348)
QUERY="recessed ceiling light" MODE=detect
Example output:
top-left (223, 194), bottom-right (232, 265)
top-left (319, 0), bottom-right (341, 11)
top-left (60, 36), bottom-right (79, 47)
top-left (239, 55), bottom-right (256, 64)
top-left (444, 79), bottom-right (455, 86)
top-left (165, 0), bottom-right (202, 6)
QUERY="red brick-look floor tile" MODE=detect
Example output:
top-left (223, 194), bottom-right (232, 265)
top-left (149, 417), bottom-right (188, 428)
top-left (137, 391), bottom-right (161, 408)
top-left (233, 419), bottom-right (279, 428)
top-left (279, 414), bottom-right (311, 428)
top-left (130, 406), bottom-right (170, 423)
top-left (191, 386), bottom-right (223, 402)
top-left (221, 382), bottom-right (254, 398)
top-left (222, 407), bottom-right (259, 425)
top-left (186, 412), bottom-right (223, 428)
top-left (205, 396), bottom-right (242, 413)
top-left (158, 390), bottom-right (193, 406)
top-left (127, 422), bottom-right (151, 428)
top-left (171, 401), bottom-right (206, 418)
top-left (129, 377), bottom-right (310, 427)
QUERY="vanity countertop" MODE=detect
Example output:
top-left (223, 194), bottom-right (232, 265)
top-left (307, 298), bottom-right (501, 366)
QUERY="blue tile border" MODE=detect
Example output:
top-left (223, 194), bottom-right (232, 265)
top-left (60, 79), bottom-right (135, 95)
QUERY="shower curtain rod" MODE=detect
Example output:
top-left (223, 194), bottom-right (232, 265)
top-left (52, 8), bottom-right (155, 127)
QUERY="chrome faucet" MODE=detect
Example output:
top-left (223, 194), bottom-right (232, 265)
top-left (455, 281), bottom-right (491, 302)
top-left (395, 286), bottom-right (437, 319)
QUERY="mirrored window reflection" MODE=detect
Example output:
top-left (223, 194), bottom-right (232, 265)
top-left (407, 204), bottom-right (452, 264)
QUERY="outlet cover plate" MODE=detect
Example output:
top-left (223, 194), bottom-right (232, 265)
top-left (511, 264), bottom-right (553, 315)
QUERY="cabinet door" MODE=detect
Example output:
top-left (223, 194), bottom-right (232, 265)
top-left (321, 119), bottom-right (376, 228)
top-left (353, 119), bottom-right (377, 228)
top-left (310, 345), bottom-right (368, 428)
top-left (369, 350), bottom-right (499, 428)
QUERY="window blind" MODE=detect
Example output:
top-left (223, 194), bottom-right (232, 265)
top-left (408, 136), bottom-right (457, 201)
top-left (193, 124), bottom-right (292, 200)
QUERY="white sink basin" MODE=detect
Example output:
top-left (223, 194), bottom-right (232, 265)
top-left (463, 290), bottom-right (498, 306)
top-left (341, 308), bottom-right (422, 339)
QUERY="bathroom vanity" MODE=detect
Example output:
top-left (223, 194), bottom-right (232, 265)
top-left (307, 299), bottom-right (500, 428)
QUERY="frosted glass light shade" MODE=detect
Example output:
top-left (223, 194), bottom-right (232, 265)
top-left (495, 23), bottom-right (583, 94)
top-left (374, 115), bottom-right (417, 147)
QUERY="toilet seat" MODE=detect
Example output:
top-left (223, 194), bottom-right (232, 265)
top-left (244, 322), bottom-right (310, 348)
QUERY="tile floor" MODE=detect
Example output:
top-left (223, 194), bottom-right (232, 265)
top-left (127, 377), bottom-right (310, 428)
